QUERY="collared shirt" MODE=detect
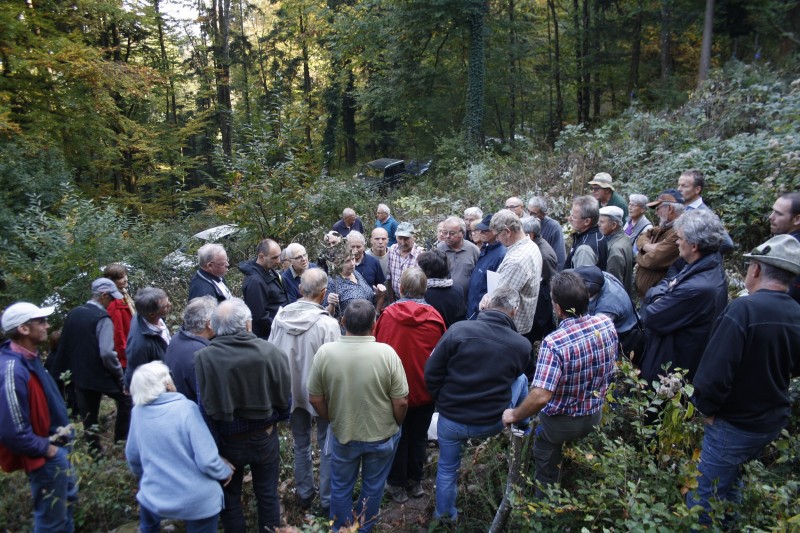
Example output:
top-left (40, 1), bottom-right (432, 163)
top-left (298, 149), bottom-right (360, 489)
top-left (9, 341), bottom-right (37, 360)
top-left (496, 236), bottom-right (542, 335)
top-left (386, 244), bottom-right (424, 295)
top-left (437, 240), bottom-right (480, 302)
top-left (532, 314), bottom-right (617, 417)
top-left (281, 263), bottom-right (318, 303)
top-left (685, 197), bottom-right (704, 211)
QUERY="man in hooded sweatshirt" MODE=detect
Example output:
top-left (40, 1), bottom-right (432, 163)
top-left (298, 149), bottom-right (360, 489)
top-left (268, 268), bottom-right (340, 514)
top-left (239, 239), bottom-right (288, 339)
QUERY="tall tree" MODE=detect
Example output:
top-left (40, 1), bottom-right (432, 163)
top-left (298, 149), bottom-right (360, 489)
top-left (464, 0), bottom-right (487, 146)
top-left (698, 0), bottom-right (714, 87)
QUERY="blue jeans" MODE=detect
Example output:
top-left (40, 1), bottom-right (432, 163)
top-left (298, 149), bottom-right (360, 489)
top-left (139, 503), bottom-right (218, 533)
top-left (434, 374), bottom-right (529, 520)
top-left (686, 418), bottom-right (780, 526)
top-left (329, 428), bottom-right (401, 532)
top-left (27, 446), bottom-right (77, 533)
top-left (218, 426), bottom-right (280, 532)
top-left (291, 408), bottom-right (331, 507)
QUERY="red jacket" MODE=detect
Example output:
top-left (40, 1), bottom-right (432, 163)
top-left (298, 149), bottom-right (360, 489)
top-left (375, 300), bottom-right (446, 407)
top-left (106, 298), bottom-right (133, 368)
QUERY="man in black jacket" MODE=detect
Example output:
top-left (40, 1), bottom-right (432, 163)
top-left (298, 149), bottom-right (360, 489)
top-left (565, 195), bottom-right (608, 270)
top-left (188, 243), bottom-right (232, 302)
top-left (688, 234), bottom-right (800, 526)
top-left (424, 287), bottom-right (530, 523)
top-left (239, 239), bottom-right (288, 339)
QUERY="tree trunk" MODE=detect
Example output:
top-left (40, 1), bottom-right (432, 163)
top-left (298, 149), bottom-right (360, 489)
top-left (507, 0), bottom-right (516, 145)
top-left (236, 0), bottom-right (251, 125)
top-left (581, 0), bottom-right (591, 123)
top-left (573, 0), bottom-right (584, 123)
top-left (464, 1), bottom-right (487, 147)
top-left (698, 0), bottom-right (714, 88)
top-left (660, 0), bottom-right (673, 80)
top-left (300, 9), bottom-right (313, 146)
top-left (211, 0), bottom-right (233, 156)
top-left (342, 70), bottom-right (357, 165)
top-left (549, 0), bottom-right (563, 141)
top-left (627, 0), bottom-right (644, 102)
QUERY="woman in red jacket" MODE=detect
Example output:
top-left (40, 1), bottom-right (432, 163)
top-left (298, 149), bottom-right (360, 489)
top-left (103, 263), bottom-right (135, 369)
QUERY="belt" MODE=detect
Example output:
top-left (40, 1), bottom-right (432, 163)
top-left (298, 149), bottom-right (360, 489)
top-left (223, 424), bottom-right (274, 441)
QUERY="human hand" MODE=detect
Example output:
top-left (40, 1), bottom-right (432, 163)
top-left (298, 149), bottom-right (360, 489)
top-left (501, 408), bottom-right (517, 427)
top-left (328, 293), bottom-right (339, 306)
top-left (374, 284), bottom-right (386, 294)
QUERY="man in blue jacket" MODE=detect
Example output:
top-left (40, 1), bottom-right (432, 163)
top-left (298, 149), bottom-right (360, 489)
top-left (1, 302), bottom-right (77, 532)
top-left (466, 213), bottom-right (506, 320)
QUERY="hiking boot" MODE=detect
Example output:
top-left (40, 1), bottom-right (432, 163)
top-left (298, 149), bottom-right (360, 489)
top-left (385, 483), bottom-right (408, 503)
top-left (407, 482), bottom-right (425, 498)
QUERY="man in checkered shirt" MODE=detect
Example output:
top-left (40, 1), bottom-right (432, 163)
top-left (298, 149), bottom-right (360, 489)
top-left (503, 270), bottom-right (617, 496)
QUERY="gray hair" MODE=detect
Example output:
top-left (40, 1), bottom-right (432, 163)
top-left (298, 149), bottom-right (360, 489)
top-left (299, 268), bottom-right (328, 298)
top-left (342, 208), bottom-right (356, 218)
top-left (198, 243), bottom-right (226, 268)
top-left (521, 216), bottom-right (541, 236)
top-left (346, 231), bottom-right (366, 245)
top-left (573, 195), bottom-right (600, 225)
top-left (285, 242), bottom-right (306, 260)
top-left (443, 216), bottom-right (467, 234)
top-left (377, 203), bottom-right (391, 216)
top-left (487, 287), bottom-right (520, 312)
top-left (183, 296), bottom-right (217, 334)
top-left (399, 267), bottom-right (427, 299)
top-left (490, 209), bottom-right (523, 234)
top-left (464, 207), bottom-right (484, 220)
top-left (666, 202), bottom-right (686, 216)
top-left (672, 209), bottom-right (725, 254)
top-left (134, 287), bottom-right (168, 316)
top-left (210, 298), bottom-right (252, 336)
top-left (130, 361), bottom-right (173, 406)
top-left (628, 194), bottom-right (649, 208)
top-left (527, 196), bottom-right (548, 214)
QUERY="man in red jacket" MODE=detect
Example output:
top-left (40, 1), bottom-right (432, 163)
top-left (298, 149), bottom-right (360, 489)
top-left (1, 302), bottom-right (77, 532)
top-left (375, 267), bottom-right (446, 503)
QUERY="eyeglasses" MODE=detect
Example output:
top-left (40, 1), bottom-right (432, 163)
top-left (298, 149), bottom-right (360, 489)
top-left (291, 253), bottom-right (308, 260)
top-left (210, 261), bottom-right (230, 268)
top-left (590, 186), bottom-right (602, 192)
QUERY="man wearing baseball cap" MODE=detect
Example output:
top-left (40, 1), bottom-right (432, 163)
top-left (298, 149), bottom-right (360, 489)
top-left (48, 278), bottom-right (131, 454)
top-left (588, 172), bottom-right (629, 220)
top-left (688, 234), bottom-right (800, 526)
top-left (634, 189), bottom-right (685, 298)
top-left (1, 302), bottom-right (77, 531)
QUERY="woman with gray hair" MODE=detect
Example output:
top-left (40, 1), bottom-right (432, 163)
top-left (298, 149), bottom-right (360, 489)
top-left (126, 361), bottom-right (233, 533)
top-left (124, 287), bottom-right (172, 388)
top-left (625, 194), bottom-right (652, 254)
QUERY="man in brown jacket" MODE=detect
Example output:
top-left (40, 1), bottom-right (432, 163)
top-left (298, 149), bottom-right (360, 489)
top-left (635, 189), bottom-right (684, 298)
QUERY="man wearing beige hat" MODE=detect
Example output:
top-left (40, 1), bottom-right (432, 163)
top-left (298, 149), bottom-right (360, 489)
top-left (588, 172), bottom-right (628, 220)
top-left (598, 205), bottom-right (634, 295)
top-left (688, 234), bottom-right (800, 526)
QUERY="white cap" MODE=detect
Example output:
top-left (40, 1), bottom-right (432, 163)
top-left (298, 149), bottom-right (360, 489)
top-left (2, 302), bottom-right (55, 333)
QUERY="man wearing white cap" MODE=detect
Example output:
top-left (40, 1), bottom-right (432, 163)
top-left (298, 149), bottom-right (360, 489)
top-left (588, 172), bottom-right (628, 220)
top-left (688, 234), bottom-right (800, 526)
top-left (598, 205), bottom-right (634, 295)
top-left (49, 278), bottom-right (131, 453)
top-left (1, 302), bottom-right (77, 531)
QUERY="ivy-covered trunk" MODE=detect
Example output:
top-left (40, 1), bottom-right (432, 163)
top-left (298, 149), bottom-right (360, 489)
top-left (464, 1), bottom-right (487, 148)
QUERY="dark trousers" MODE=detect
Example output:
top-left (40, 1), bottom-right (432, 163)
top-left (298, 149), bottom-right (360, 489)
top-left (387, 403), bottom-right (435, 487)
top-left (218, 426), bottom-right (280, 533)
top-left (75, 386), bottom-right (132, 452)
top-left (533, 410), bottom-right (602, 494)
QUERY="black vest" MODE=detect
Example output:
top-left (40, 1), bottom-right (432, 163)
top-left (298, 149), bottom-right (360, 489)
top-left (566, 225), bottom-right (609, 270)
top-left (52, 303), bottom-right (120, 394)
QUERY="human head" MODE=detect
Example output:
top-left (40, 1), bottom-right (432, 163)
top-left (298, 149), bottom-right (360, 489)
top-left (769, 192), bottom-right (800, 235)
top-left (572, 266), bottom-right (605, 299)
top-left (469, 219), bottom-right (483, 246)
top-left (442, 216), bottom-right (466, 250)
top-left (628, 194), bottom-right (649, 221)
top-left (527, 196), bottom-right (548, 220)
top-left (183, 296), bottom-right (217, 335)
top-left (370, 227), bottom-right (389, 254)
top-left (134, 287), bottom-right (171, 323)
top-left (648, 189), bottom-right (684, 225)
top-left (1, 302), bottom-right (54, 344)
top-left (103, 263), bottom-right (130, 291)
top-left (416, 250), bottom-right (449, 280)
top-left (463, 207), bottom-right (484, 228)
top-left (256, 239), bottom-right (282, 270)
top-left (550, 271), bottom-right (590, 317)
top-left (677, 169), bottom-right (705, 205)
top-left (347, 231), bottom-right (367, 261)
top-left (299, 268), bottom-right (328, 301)
top-left (474, 214), bottom-right (496, 244)
top-left (521, 216), bottom-right (542, 239)
top-left (342, 299), bottom-right (376, 336)
top-left (210, 297), bottom-right (252, 336)
top-left (588, 172), bottom-right (614, 204)
top-left (342, 208), bottom-right (357, 227)
top-left (399, 267), bottom-right (427, 299)
top-left (91, 277), bottom-right (123, 308)
top-left (490, 209), bottom-right (523, 247)
top-left (568, 196), bottom-right (599, 233)
top-left (504, 197), bottom-right (525, 218)
top-left (198, 243), bottom-right (229, 278)
top-left (130, 361), bottom-right (174, 406)
top-left (376, 204), bottom-right (390, 223)
top-left (485, 287), bottom-right (520, 317)
top-left (324, 231), bottom-right (342, 248)
top-left (285, 243), bottom-right (310, 273)
top-left (672, 209), bottom-right (726, 263)
top-left (395, 222), bottom-right (416, 252)
top-left (598, 206), bottom-right (624, 236)
top-left (743, 234), bottom-right (800, 292)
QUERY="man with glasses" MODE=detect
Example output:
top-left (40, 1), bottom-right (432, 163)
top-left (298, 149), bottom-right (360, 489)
top-left (527, 196), bottom-right (566, 271)
top-left (188, 243), bottom-right (233, 303)
top-left (282, 243), bottom-right (317, 303)
top-left (1, 302), bottom-right (77, 532)
top-left (239, 239), bottom-right (288, 339)
top-left (504, 197), bottom-right (526, 218)
top-left (565, 195), bottom-right (608, 270)
top-left (436, 216), bottom-right (480, 303)
top-left (466, 214), bottom-right (506, 320)
top-left (635, 189), bottom-right (684, 298)
top-left (588, 172), bottom-right (628, 220)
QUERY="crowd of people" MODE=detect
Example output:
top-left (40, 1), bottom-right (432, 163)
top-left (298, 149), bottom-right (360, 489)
top-left (1, 174), bottom-right (799, 532)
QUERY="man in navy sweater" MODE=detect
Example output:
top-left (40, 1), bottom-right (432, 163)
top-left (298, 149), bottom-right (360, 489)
top-left (688, 234), bottom-right (800, 526)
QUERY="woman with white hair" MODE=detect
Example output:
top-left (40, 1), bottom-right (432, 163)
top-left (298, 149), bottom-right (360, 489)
top-left (625, 194), bottom-right (653, 254)
top-left (126, 361), bottom-right (233, 533)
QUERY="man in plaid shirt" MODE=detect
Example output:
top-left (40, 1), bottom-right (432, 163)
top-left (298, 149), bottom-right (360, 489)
top-left (503, 271), bottom-right (617, 496)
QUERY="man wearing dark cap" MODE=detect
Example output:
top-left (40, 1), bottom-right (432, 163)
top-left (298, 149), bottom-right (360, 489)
top-left (466, 214), bottom-right (506, 319)
top-left (1, 302), bottom-right (77, 532)
top-left (49, 278), bottom-right (131, 453)
top-left (635, 189), bottom-right (685, 298)
top-left (588, 172), bottom-right (628, 220)
top-left (687, 234), bottom-right (800, 526)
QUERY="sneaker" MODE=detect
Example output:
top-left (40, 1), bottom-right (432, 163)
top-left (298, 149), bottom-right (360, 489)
top-left (407, 482), bottom-right (425, 498)
top-left (385, 483), bottom-right (409, 503)
top-left (297, 493), bottom-right (315, 510)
